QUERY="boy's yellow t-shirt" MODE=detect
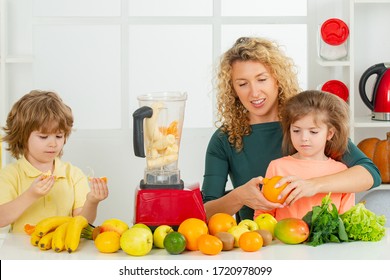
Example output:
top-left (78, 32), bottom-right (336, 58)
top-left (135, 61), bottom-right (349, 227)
top-left (0, 156), bottom-right (90, 233)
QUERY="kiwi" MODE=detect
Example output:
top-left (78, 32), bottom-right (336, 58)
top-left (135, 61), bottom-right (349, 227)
top-left (215, 231), bottom-right (235, 251)
top-left (92, 226), bottom-right (102, 240)
top-left (255, 229), bottom-right (273, 246)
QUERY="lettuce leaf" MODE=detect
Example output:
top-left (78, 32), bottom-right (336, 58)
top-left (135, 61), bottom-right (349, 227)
top-left (340, 202), bottom-right (386, 242)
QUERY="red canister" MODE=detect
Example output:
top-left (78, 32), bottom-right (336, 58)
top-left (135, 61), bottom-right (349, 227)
top-left (319, 18), bottom-right (349, 61)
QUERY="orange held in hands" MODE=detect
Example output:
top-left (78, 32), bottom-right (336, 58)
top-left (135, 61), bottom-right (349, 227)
top-left (178, 218), bottom-right (208, 251)
top-left (207, 212), bottom-right (237, 236)
top-left (262, 176), bottom-right (291, 203)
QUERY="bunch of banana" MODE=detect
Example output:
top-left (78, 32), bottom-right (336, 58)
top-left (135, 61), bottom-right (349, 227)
top-left (29, 215), bottom-right (94, 253)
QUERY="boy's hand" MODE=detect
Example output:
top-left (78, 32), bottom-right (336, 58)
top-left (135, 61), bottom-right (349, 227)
top-left (29, 175), bottom-right (55, 198)
top-left (87, 177), bottom-right (109, 203)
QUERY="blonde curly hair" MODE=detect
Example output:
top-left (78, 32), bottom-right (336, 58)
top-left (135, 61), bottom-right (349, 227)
top-left (216, 37), bottom-right (300, 151)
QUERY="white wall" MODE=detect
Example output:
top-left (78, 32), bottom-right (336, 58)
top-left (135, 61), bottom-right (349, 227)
top-left (5, 0), bottom-right (387, 227)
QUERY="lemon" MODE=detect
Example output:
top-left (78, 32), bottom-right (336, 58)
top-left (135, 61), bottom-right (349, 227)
top-left (94, 231), bottom-right (121, 253)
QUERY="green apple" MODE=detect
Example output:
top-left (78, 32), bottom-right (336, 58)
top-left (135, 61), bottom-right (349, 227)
top-left (227, 225), bottom-right (250, 247)
top-left (254, 213), bottom-right (278, 238)
top-left (132, 223), bottom-right (152, 233)
top-left (100, 218), bottom-right (129, 236)
top-left (153, 225), bottom-right (174, 249)
top-left (238, 219), bottom-right (259, 231)
top-left (120, 227), bottom-right (153, 256)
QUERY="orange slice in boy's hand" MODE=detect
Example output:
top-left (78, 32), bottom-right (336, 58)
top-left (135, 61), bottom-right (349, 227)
top-left (88, 177), bottom-right (108, 184)
top-left (41, 170), bottom-right (57, 180)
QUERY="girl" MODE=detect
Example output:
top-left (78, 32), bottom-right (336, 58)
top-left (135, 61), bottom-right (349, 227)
top-left (254, 90), bottom-right (354, 220)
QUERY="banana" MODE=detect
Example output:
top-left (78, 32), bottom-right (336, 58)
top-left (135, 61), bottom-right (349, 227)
top-left (38, 231), bottom-right (55, 250)
top-left (65, 215), bottom-right (88, 253)
top-left (51, 222), bottom-right (70, 252)
top-left (35, 216), bottom-right (72, 237)
top-left (30, 231), bottom-right (41, 246)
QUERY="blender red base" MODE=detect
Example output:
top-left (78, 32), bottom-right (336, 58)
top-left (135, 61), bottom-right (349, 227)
top-left (134, 182), bottom-right (207, 228)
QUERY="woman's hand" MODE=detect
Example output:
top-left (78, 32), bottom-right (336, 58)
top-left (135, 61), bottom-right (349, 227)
top-left (87, 177), bottom-right (109, 204)
top-left (275, 176), bottom-right (319, 206)
top-left (28, 175), bottom-right (55, 198)
top-left (235, 176), bottom-right (283, 211)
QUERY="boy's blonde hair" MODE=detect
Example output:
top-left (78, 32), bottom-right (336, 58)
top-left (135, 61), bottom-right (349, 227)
top-left (281, 90), bottom-right (350, 160)
top-left (2, 90), bottom-right (74, 159)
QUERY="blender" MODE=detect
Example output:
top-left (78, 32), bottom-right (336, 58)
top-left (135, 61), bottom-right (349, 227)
top-left (132, 92), bottom-right (206, 229)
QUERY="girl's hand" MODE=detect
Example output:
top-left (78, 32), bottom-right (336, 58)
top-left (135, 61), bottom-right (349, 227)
top-left (275, 176), bottom-right (318, 206)
top-left (28, 176), bottom-right (55, 198)
top-left (236, 176), bottom-right (283, 211)
top-left (87, 177), bottom-right (109, 203)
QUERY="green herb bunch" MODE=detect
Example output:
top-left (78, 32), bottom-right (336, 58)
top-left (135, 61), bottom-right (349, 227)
top-left (302, 193), bottom-right (348, 247)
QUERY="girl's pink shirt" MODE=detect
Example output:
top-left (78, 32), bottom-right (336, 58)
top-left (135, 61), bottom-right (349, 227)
top-left (254, 156), bottom-right (355, 220)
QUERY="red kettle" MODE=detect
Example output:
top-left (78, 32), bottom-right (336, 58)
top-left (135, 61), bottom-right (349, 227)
top-left (359, 63), bottom-right (390, 121)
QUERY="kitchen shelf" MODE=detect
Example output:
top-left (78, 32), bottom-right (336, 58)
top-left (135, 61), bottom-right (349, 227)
top-left (316, 58), bottom-right (350, 67)
top-left (354, 116), bottom-right (390, 127)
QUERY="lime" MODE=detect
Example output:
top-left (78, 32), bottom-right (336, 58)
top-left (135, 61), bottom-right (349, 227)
top-left (163, 232), bottom-right (186, 255)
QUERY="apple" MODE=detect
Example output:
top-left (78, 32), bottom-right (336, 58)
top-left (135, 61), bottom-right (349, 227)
top-left (254, 213), bottom-right (278, 238)
top-left (274, 218), bottom-right (309, 244)
top-left (153, 225), bottom-right (174, 249)
top-left (132, 223), bottom-right (152, 233)
top-left (238, 219), bottom-right (259, 231)
top-left (120, 227), bottom-right (153, 256)
top-left (100, 218), bottom-right (129, 236)
top-left (227, 225), bottom-right (250, 247)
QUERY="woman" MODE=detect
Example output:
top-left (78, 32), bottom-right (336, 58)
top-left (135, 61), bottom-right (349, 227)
top-left (201, 37), bottom-right (381, 220)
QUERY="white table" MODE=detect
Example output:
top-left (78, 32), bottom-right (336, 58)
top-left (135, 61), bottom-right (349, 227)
top-left (0, 229), bottom-right (389, 260)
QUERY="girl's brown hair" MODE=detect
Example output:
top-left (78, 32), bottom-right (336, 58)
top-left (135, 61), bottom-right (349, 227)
top-left (215, 37), bottom-right (300, 151)
top-left (2, 90), bottom-right (74, 159)
top-left (281, 90), bottom-right (350, 160)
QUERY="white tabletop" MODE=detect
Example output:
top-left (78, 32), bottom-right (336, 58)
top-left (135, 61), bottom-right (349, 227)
top-left (0, 229), bottom-right (389, 260)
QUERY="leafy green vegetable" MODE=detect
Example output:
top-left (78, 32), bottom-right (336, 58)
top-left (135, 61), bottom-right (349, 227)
top-left (340, 202), bottom-right (386, 242)
top-left (302, 193), bottom-right (348, 247)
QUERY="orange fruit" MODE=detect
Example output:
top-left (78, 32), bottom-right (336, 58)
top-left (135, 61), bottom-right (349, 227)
top-left (94, 231), bottom-right (121, 253)
top-left (238, 231), bottom-right (263, 252)
top-left (197, 234), bottom-right (223, 255)
top-left (159, 120), bottom-right (179, 138)
top-left (178, 218), bottom-right (208, 251)
top-left (88, 177), bottom-right (108, 184)
top-left (208, 213), bottom-right (237, 236)
top-left (262, 176), bottom-right (291, 203)
top-left (24, 224), bottom-right (36, 235)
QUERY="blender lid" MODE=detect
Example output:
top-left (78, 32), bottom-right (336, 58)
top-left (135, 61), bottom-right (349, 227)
top-left (137, 91), bottom-right (187, 101)
top-left (321, 18), bottom-right (349, 46)
top-left (321, 80), bottom-right (349, 102)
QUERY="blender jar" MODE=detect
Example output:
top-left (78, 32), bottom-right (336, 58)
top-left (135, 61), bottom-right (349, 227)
top-left (133, 91), bottom-right (187, 189)
top-left (318, 18), bottom-right (349, 61)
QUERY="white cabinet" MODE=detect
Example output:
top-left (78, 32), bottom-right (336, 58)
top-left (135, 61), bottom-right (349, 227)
top-left (314, 0), bottom-right (390, 144)
top-left (350, 0), bottom-right (390, 143)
